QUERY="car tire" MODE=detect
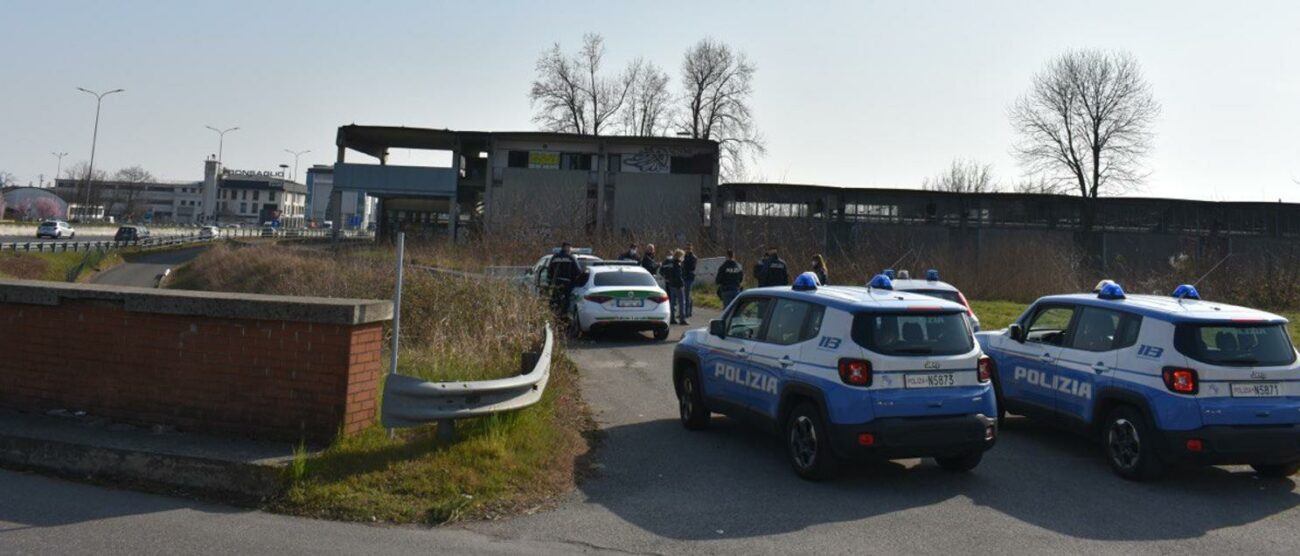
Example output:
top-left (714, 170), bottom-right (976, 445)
top-left (69, 232), bottom-right (75, 239)
top-left (786, 403), bottom-right (837, 481)
top-left (1251, 462), bottom-right (1300, 478)
top-left (677, 368), bottom-right (710, 431)
top-left (1103, 406), bottom-right (1166, 481)
top-left (935, 450), bottom-right (983, 472)
top-left (653, 326), bottom-right (669, 341)
top-left (989, 364), bottom-right (1007, 426)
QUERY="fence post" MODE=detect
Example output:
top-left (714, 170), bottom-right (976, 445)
top-left (387, 232), bottom-right (405, 441)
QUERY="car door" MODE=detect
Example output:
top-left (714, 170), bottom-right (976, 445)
top-left (699, 296), bottom-right (772, 409)
top-left (1000, 304), bottom-right (1078, 416)
top-left (1053, 306), bottom-right (1140, 424)
top-left (748, 298), bottom-right (824, 418)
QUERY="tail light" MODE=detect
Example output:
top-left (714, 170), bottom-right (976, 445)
top-left (648, 294), bottom-right (669, 303)
top-left (1162, 366), bottom-right (1199, 395)
top-left (584, 294), bottom-right (612, 304)
top-left (977, 356), bottom-right (992, 382)
top-left (838, 358), bottom-right (872, 387)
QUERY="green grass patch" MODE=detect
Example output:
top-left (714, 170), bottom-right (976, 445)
top-left (691, 284), bottom-right (725, 310)
top-left (0, 249), bottom-right (123, 282)
top-left (174, 243), bottom-right (592, 524)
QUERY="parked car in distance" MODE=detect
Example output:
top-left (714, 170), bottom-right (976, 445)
top-left (36, 220), bottom-right (76, 239)
top-left (114, 225), bottom-right (150, 242)
top-left (198, 226), bottom-right (220, 239)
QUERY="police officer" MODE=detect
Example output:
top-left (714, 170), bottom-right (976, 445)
top-left (715, 249), bottom-right (744, 308)
top-left (618, 243), bottom-right (639, 261)
top-left (640, 243), bottom-right (660, 276)
top-left (682, 243), bottom-right (698, 319)
top-left (755, 247), bottom-right (790, 287)
top-left (660, 248), bottom-right (687, 324)
top-left (547, 242), bottom-right (582, 316)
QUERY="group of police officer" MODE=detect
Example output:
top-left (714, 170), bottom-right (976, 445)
top-left (545, 241), bottom-right (828, 327)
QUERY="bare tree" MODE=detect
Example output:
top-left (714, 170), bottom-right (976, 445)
top-left (0, 170), bottom-right (16, 187)
top-left (1010, 49), bottom-right (1160, 201)
top-left (621, 59), bottom-right (673, 136)
top-left (113, 165), bottom-right (156, 220)
top-left (62, 161), bottom-right (109, 206)
top-left (529, 33), bottom-right (637, 136)
top-left (1009, 176), bottom-right (1070, 195)
top-left (677, 39), bottom-right (764, 181)
top-left (922, 159), bottom-right (997, 193)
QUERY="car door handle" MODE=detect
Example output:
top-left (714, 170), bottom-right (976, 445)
top-left (1092, 362), bottom-right (1108, 374)
top-left (736, 348), bottom-right (749, 360)
top-left (1039, 353), bottom-right (1054, 362)
top-left (779, 356), bottom-right (795, 368)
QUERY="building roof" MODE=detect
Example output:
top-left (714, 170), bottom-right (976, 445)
top-left (336, 125), bottom-right (718, 160)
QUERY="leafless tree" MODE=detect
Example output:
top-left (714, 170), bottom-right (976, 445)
top-left (922, 159), bottom-right (998, 193)
top-left (1009, 176), bottom-right (1070, 195)
top-left (112, 165), bottom-right (155, 220)
top-left (530, 33), bottom-right (637, 136)
top-left (677, 38), bottom-right (764, 181)
top-left (0, 170), bottom-right (16, 187)
top-left (1010, 49), bottom-right (1159, 200)
top-left (621, 59), bottom-right (673, 136)
top-left (62, 161), bottom-right (109, 206)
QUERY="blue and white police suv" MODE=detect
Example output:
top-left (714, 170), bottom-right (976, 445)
top-left (673, 272), bottom-right (998, 480)
top-left (884, 269), bottom-right (982, 332)
top-left (978, 281), bottom-right (1300, 481)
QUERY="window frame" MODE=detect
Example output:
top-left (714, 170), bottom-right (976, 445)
top-left (760, 298), bottom-right (826, 346)
top-left (724, 295), bottom-right (773, 341)
top-left (1066, 306), bottom-right (1142, 353)
top-left (1021, 303), bottom-right (1079, 347)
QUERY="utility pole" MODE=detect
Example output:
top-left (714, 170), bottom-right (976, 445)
top-left (284, 149), bottom-right (310, 181)
top-left (205, 125), bottom-right (239, 164)
top-left (76, 87), bottom-right (125, 210)
top-left (51, 151), bottom-right (68, 186)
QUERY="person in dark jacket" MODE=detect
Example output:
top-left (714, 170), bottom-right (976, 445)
top-left (755, 247), bottom-right (790, 287)
top-left (682, 243), bottom-right (698, 319)
top-left (640, 243), bottom-right (660, 276)
top-left (618, 243), bottom-right (639, 261)
top-left (547, 242), bottom-right (582, 315)
top-left (715, 249), bottom-right (744, 308)
top-left (659, 248), bottom-right (687, 324)
top-left (811, 253), bottom-right (829, 286)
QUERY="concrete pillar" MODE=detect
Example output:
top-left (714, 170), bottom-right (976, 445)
top-left (449, 149), bottom-right (461, 241)
top-left (595, 141), bottom-right (606, 233)
top-left (329, 189), bottom-right (343, 245)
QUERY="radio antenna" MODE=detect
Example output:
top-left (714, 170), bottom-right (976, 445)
top-left (1192, 254), bottom-right (1233, 288)
top-left (887, 249), bottom-right (914, 271)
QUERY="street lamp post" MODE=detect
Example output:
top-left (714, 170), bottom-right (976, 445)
top-left (205, 125), bottom-right (239, 164)
top-left (51, 151), bottom-right (68, 187)
top-left (76, 87), bottom-right (124, 211)
top-left (284, 149), bottom-right (310, 182)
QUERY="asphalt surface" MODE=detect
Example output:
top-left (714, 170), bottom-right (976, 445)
top-left (3, 307), bottom-right (1299, 554)
top-left (89, 247), bottom-right (208, 287)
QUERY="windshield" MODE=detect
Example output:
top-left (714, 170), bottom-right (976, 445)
top-left (851, 312), bottom-right (974, 356)
top-left (1174, 323), bottom-right (1297, 367)
top-left (909, 289), bottom-right (964, 305)
top-left (594, 272), bottom-right (657, 287)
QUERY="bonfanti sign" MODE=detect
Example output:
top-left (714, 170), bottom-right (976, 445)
top-left (223, 169), bottom-right (286, 179)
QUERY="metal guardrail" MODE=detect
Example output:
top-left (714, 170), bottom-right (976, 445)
top-left (0, 228), bottom-right (373, 253)
top-left (380, 324), bottom-right (553, 440)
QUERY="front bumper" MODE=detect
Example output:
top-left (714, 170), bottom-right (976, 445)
top-left (829, 414), bottom-right (997, 460)
top-left (1159, 425), bottom-right (1300, 465)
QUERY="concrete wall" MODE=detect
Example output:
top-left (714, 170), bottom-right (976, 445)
top-left (492, 168), bottom-right (590, 231)
top-left (0, 280), bottom-right (392, 442)
top-left (612, 173), bottom-right (703, 235)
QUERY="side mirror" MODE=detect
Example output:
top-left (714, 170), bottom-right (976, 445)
top-left (1008, 323), bottom-right (1025, 343)
top-left (709, 319), bottom-right (726, 338)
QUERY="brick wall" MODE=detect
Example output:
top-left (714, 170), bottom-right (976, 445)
top-left (0, 280), bottom-right (392, 443)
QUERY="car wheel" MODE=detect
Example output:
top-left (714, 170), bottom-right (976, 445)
top-left (653, 326), bottom-right (669, 341)
top-left (786, 403), bottom-right (837, 481)
top-left (988, 362), bottom-right (1007, 426)
top-left (677, 368), bottom-right (710, 430)
top-left (1104, 406), bottom-right (1165, 481)
top-left (69, 232), bottom-right (75, 239)
top-left (1251, 462), bottom-right (1300, 478)
top-left (935, 450), bottom-right (983, 472)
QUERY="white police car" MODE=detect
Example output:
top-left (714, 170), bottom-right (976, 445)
top-left (673, 272), bottom-right (997, 480)
top-left (884, 269), bottom-right (981, 331)
top-left (978, 281), bottom-right (1300, 481)
top-left (523, 248), bottom-right (602, 296)
top-left (568, 261), bottom-right (672, 341)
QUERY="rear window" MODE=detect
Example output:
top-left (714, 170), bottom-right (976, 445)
top-left (594, 272), bottom-right (657, 287)
top-left (40, 221), bottom-right (56, 227)
top-left (851, 312), bottom-right (974, 356)
top-left (909, 289), bottom-right (963, 305)
top-left (1174, 323), bottom-right (1297, 367)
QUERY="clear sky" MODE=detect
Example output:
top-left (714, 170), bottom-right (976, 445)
top-left (3, 0), bottom-right (1298, 201)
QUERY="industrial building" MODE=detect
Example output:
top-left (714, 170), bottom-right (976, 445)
top-left (306, 165), bottom-right (377, 230)
top-left (330, 125), bottom-right (720, 239)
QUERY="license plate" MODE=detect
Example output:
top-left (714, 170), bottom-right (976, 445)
top-left (905, 372), bottom-right (955, 388)
top-left (1231, 382), bottom-right (1281, 398)
top-left (615, 299), bottom-right (643, 308)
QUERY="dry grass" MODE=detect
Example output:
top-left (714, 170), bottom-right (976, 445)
top-left (171, 242), bottom-right (592, 523)
top-left (0, 250), bottom-right (123, 282)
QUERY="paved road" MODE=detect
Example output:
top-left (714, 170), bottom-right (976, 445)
top-left (90, 247), bottom-right (208, 287)
top-left (3, 308), bottom-right (1298, 555)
